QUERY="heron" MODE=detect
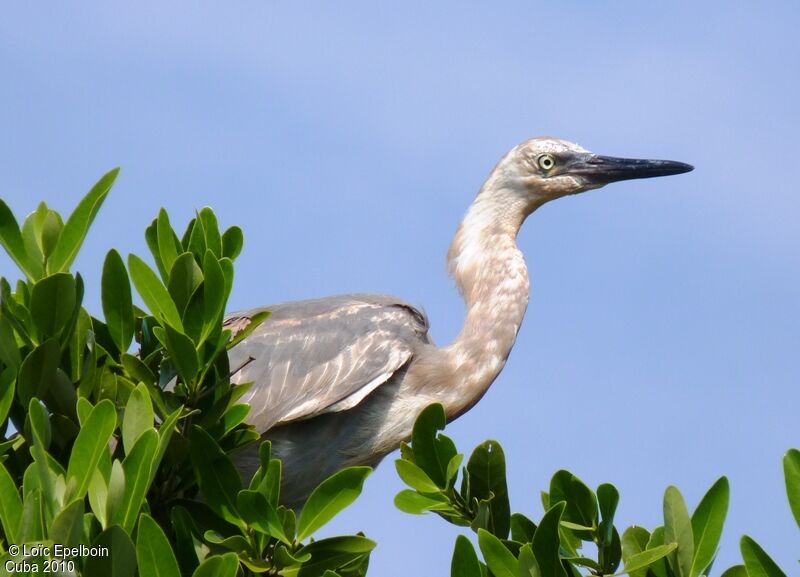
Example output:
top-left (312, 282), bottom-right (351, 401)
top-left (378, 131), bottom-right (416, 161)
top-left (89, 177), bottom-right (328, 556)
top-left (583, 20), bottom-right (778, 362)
top-left (226, 137), bottom-right (693, 505)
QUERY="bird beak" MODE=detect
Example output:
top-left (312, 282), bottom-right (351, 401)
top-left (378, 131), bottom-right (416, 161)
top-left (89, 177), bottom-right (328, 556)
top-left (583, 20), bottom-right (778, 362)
top-left (568, 154), bottom-right (694, 186)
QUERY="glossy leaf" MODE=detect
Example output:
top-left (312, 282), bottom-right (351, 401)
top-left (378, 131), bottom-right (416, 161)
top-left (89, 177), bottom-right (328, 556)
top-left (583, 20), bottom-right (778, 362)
top-left (0, 367), bottom-right (16, 428)
top-left (65, 399), bottom-right (116, 500)
top-left (128, 253), bottom-right (184, 330)
top-left (198, 207), bottom-right (222, 256)
top-left (200, 250), bottom-right (225, 344)
top-left (451, 534), bottom-right (482, 577)
top-left (84, 525), bottom-right (136, 577)
top-left (122, 382), bottom-right (155, 454)
top-left (137, 514), bottom-right (182, 577)
top-left (189, 426), bottom-right (244, 527)
top-left (114, 430), bottom-right (158, 533)
top-left (740, 536), bottom-right (786, 577)
top-left (156, 209), bottom-right (181, 280)
top-left (0, 462), bottom-right (22, 543)
top-left (664, 486), bottom-right (694, 577)
top-left (621, 526), bottom-right (651, 577)
top-left (783, 449), bottom-right (800, 529)
top-left (394, 489), bottom-right (454, 514)
top-left (478, 528), bottom-right (517, 577)
top-left (598, 482), bottom-right (620, 544)
top-left (0, 314), bottom-right (21, 370)
top-left (297, 466), bottom-right (371, 540)
top-left (168, 252), bottom-right (203, 315)
top-left (48, 167), bottom-right (119, 273)
top-left (690, 477), bottom-right (729, 577)
top-left (622, 544), bottom-right (679, 576)
top-left (237, 489), bottom-right (291, 544)
top-left (17, 338), bottom-right (60, 406)
top-left (532, 502), bottom-right (567, 577)
top-left (396, 459), bottom-right (442, 493)
top-left (0, 198), bottom-right (40, 279)
top-left (30, 273), bottom-right (76, 337)
top-left (102, 249), bottom-right (134, 352)
top-left (191, 552), bottom-right (239, 577)
top-left (49, 498), bottom-right (84, 547)
top-left (719, 566), bottom-right (748, 577)
top-left (549, 470), bottom-right (597, 534)
top-left (221, 225), bottom-right (244, 260)
top-left (467, 439), bottom-right (510, 538)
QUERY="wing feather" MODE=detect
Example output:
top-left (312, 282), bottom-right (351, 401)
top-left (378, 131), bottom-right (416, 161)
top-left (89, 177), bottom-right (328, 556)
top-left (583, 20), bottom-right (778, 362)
top-left (226, 294), bottom-right (430, 434)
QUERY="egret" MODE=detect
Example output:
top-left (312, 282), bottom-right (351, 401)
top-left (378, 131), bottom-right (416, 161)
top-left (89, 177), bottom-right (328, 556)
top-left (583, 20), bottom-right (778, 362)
top-left (227, 137), bottom-right (692, 505)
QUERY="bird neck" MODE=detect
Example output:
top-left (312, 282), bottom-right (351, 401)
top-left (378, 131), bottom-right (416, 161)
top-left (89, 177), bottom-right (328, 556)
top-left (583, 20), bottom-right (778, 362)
top-left (441, 188), bottom-right (533, 419)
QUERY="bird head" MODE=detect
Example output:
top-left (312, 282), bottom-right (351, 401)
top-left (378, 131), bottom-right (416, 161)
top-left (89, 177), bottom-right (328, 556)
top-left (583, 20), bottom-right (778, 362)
top-left (492, 137), bottom-right (693, 207)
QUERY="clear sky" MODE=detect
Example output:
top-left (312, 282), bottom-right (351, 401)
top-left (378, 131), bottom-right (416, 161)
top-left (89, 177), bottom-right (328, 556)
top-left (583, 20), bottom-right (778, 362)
top-left (1, 1), bottom-right (799, 574)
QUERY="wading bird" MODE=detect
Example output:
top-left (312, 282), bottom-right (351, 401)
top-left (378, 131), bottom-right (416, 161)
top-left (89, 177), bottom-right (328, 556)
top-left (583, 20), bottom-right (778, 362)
top-left (227, 137), bottom-right (692, 505)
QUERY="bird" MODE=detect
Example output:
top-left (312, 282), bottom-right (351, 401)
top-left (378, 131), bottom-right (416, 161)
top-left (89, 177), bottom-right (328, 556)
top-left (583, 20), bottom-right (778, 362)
top-left (226, 137), bottom-right (693, 505)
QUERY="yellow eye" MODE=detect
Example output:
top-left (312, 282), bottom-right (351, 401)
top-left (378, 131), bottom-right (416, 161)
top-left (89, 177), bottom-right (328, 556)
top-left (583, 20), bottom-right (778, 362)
top-left (537, 154), bottom-right (556, 171)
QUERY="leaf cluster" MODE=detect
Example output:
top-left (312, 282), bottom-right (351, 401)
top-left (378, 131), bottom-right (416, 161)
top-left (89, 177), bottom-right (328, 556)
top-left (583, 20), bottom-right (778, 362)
top-left (395, 404), bottom-right (795, 577)
top-left (0, 172), bottom-right (373, 576)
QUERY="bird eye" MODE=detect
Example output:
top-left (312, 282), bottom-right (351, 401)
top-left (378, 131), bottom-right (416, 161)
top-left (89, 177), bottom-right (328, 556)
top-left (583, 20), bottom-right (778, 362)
top-left (537, 154), bottom-right (556, 171)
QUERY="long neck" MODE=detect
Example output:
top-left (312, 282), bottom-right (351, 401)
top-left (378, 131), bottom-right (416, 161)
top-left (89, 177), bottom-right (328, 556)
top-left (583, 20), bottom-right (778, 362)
top-left (439, 187), bottom-right (534, 419)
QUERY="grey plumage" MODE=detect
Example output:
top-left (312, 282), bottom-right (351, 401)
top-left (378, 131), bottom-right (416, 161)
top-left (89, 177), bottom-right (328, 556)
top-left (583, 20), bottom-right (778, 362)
top-left (226, 138), bottom-right (693, 506)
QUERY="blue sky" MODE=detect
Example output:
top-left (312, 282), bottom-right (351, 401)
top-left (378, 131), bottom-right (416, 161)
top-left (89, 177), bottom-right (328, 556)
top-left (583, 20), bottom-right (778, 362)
top-left (2, 1), bottom-right (799, 574)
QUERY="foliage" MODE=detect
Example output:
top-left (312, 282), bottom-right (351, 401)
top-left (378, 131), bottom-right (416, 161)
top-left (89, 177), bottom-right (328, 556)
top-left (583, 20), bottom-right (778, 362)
top-left (0, 172), bottom-right (373, 576)
top-left (395, 403), bottom-right (796, 577)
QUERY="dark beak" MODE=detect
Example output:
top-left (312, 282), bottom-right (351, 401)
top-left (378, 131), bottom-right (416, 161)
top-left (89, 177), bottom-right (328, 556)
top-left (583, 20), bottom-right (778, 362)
top-left (569, 154), bottom-right (694, 186)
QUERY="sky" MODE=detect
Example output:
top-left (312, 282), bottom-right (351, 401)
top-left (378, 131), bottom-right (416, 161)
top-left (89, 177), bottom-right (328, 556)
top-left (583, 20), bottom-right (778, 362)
top-left (1, 1), bottom-right (799, 574)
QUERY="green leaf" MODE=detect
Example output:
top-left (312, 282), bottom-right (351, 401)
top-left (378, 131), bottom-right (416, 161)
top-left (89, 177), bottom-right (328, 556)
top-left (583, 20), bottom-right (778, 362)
top-left (783, 449), bottom-right (800, 529)
top-left (65, 398), bottom-right (116, 500)
top-left (198, 208), bottom-right (222, 256)
top-left (17, 488), bottom-right (45, 542)
top-left (237, 489), bottom-right (291, 544)
top-left (226, 310), bottom-right (270, 349)
top-left (0, 313), bottom-right (22, 371)
top-left (411, 403), bottom-right (450, 488)
top-left (690, 477), bottom-right (729, 577)
top-left (511, 513), bottom-right (537, 543)
top-left (160, 324), bottom-right (199, 383)
top-left (221, 226), bottom-right (244, 260)
top-left (137, 514), bottom-right (182, 577)
top-left (740, 536), bottom-right (787, 577)
top-left (114, 430), bottom-right (158, 533)
top-left (0, 367), bottom-right (16, 428)
top-left (621, 544), bottom-right (679, 576)
top-left (26, 397), bottom-right (51, 449)
top-left (598, 483), bottom-right (620, 544)
top-left (48, 167), bottom-right (119, 273)
top-left (30, 272), bottom-right (76, 338)
top-left (395, 459), bottom-right (442, 493)
top-left (451, 534), bottom-right (482, 577)
top-left (17, 338), bottom-right (60, 406)
top-left (297, 466), bottom-right (371, 540)
top-left (394, 489), bottom-right (454, 514)
top-left (0, 462), bottom-right (22, 543)
top-left (0, 198), bottom-right (40, 279)
top-left (621, 526), bottom-right (650, 577)
top-left (478, 528), bottom-right (517, 577)
top-left (156, 209), bottom-right (181, 281)
top-left (49, 498), bottom-right (84, 547)
top-left (168, 252), bottom-right (203, 315)
top-left (128, 253), bottom-right (184, 331)
top-left (719, 566), bottom-right (748, 577)
top-left (532, 502), bottom-right (567, 577)
top-left (189, 426), bottom-right (243, 527)
top-left (102, 249), bottom-right (134, 352)
top-left (84, 525), bottom-right (136, 577)
top-left (200, 250), bottom-right (226, 344)
top-left (467, 440), bottom-right (510, 539)
top-left (664, 486), bottom-right (694, 577)
top-left (191, 552), bottom-right (239, 577)
top-left (549, 470), bottom-right (597, 535)
top-left (518, 544), bottom-right (540, 577)
top-left (122, 382), bottom-right (155, 454)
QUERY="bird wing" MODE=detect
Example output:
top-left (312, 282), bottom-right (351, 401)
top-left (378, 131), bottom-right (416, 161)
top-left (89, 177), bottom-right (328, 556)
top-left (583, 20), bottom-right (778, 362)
top-left (225, 294), bottom-right (430, 434)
